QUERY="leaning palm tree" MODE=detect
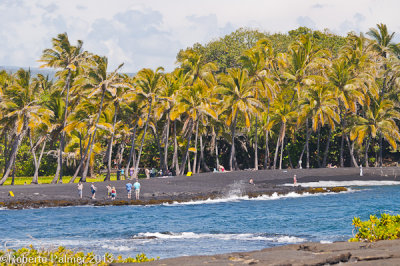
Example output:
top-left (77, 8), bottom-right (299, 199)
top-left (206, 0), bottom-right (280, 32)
top-left (0, 69), bottom-right (53, 185)
top-left (217, 68), bottom-right (262, 171)
top-left (40, 33), bottom-right (87, 183)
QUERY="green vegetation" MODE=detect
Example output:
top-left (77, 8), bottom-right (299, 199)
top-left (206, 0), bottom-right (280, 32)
top-left (0, 246), bottom-right (155, 265)
top-left (1, 24), bottom-right (400, 185)
top-left (350, 213), bottom-right (400, 242)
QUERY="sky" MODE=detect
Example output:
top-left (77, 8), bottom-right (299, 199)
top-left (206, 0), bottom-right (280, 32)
top-left (1, 0), bottom-right (399, 72)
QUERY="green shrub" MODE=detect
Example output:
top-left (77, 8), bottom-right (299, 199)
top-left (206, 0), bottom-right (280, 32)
top-left (0, 246), bottom-right (156, 265)
top-left (349, 213), bottom-right (400, 242)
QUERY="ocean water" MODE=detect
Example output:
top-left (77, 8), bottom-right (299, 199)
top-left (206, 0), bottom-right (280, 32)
top-left (1, 182), bottom-right (400, 259)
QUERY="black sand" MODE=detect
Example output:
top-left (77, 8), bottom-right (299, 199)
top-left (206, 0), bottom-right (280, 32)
top-left (0, 167), bottom-right (399, 209)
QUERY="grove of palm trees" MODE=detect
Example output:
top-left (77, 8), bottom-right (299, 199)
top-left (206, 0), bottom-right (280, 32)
top-left (1, 24), bottom-right (400, 185)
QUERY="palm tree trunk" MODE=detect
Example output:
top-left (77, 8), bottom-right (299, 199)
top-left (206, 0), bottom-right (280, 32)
top-left (69, 133), bottom-right (92, 183)
top-left (340, 133), bottom-right (345, 167)
top-left (215, 135), bottom-right (220, 170)
top-left (125, 124), bottom-right (137, 178)
top-left (163, 114), bottom-right (170, 172)
top-left (306, 118), bottom-right (310, 169)
top-left (82, 87), bottom-right (107, 181)
top-left (279, 124), bottom-right (286, 170)
top-left (179, 118), bottom-right (193, 176)
top-left (192, 119), bottom-right (199, 173)
top-left (322, 128), bottom-right (332, 167)
top-left (199, 134), bottom-right (210, 172)
top-left (105, 104), bottom-right (119, 181)
top-left (273, 123), bottom-right (283, 170)
top-left (254, 117), bottom-right (258, 170)
top-left (229, 113), bottom-right (238, 171)
top-left (345, 135), bottom-right (358, 167)
top-left (264, 130), bottom-right (269, 169)
top-left (0, 129), bottom-right (27, 185)
top-left (365, 136), bottom-right (371, 167)
top-left (133, 100), bottom-right (152, 179)
top-left (172, 120), bottom-right (180, 173)
top-left (58, 69), bottom-right (72, 184)
top-left (32, 139), bottom-right (47, 184)
top-left (379, 134), bottom-right (383, 166)
top-left (316, 125), bottom-right (321, 168)
top-left (11, 162), bottom-right (15, 186)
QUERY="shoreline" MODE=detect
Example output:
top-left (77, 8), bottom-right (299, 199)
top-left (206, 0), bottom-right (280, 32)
top-left (1, 167), bottom-right (399, 210)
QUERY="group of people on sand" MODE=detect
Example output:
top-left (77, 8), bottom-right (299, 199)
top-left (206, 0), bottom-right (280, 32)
top-left (77, 180), bottom-right (141, 200)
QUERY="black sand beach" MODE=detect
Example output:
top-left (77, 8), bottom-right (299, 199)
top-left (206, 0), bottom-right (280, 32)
top-left (0, 167), bottom-right (399, 209)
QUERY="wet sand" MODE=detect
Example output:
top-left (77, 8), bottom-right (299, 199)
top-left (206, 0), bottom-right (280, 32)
top-left (0, 167), bottom-right (398, 209)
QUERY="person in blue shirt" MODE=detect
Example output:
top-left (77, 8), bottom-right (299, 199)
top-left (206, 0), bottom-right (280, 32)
top-left (133, 179), bottom-right (141, 200)
top-left (126, 182), bottom-right (133, 199)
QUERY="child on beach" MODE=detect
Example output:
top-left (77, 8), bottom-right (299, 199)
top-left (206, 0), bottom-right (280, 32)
top-left (77, 182), bottom-right (83, 198)
top-left (126, 182), bottom-right (133, 199)
top-left (111, 187), bottom-right (117, 200)
top-left (91, 183), bottom-right (97, 199)
top-left (134, 179), bottom-right (141, 200)
top-left (145, 168), bottom-right (150, 179)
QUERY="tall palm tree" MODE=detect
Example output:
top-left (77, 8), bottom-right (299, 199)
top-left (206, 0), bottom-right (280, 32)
top-left (171, 80), bottom-right (217, 175)
top-left (367, 24), bottom-right (400, 166)
top-left (298, 85), bottom-right (339, 167)
top-left (130, 67), bottom-right (164, 178)
top-left (217, 68), bottom-right (262, 171)
top-left (240, 39), bottom-right (277, 170)
top-left (78, 56), bottom-right (124, 181)
top-left (40, 33), bottom-right (86, 183)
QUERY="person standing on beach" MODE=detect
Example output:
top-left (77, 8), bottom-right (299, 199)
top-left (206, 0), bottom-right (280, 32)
top-left (106, 184), bottom-right (112, 199)
top-left (111, 186), bottom-right (117, 200)
top-left (91, 183), bottom-right (97, 199)
top-left (293, 175), bottom-right (297, 186)
top-left (129, 167), bottom-right (134, 179)
top-left (134, 179), bottom-right (141, 200)
top-left (77, 182), bottom-right (83, 198)
top-left (145, 168), bottom-right (150, 179)
top-left (126, 182), bottom-right (133, 199)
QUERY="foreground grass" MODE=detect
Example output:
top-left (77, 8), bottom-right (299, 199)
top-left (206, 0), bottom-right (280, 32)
top-left (0, 246), bottom-right (156, 265)
top-left (3, 174), bottom-right (146, 186)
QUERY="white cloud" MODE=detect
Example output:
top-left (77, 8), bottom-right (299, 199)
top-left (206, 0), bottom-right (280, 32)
top-left (0, 0), bottom-right (399, 72)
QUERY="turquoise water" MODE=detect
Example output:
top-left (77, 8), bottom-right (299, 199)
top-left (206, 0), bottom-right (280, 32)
top-left (1, 185), bottom-right (400, 259)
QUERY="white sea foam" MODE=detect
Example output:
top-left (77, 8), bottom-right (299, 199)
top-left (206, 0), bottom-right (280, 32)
top-left (135, 232), bottom-right (305, 243)
top-left (320, 240), bottom-right (333, 244)
top-left (283, 180), bottom-right (400, 187)
top-left (163, 190), bottom-right (354, 206)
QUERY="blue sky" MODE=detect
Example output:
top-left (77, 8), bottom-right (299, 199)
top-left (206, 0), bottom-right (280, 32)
top-left (0, 0), bottom-right (399, 72)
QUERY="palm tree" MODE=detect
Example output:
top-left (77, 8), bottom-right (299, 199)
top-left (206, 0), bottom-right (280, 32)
top-left (217, 68), bottom-right (262, 171)
top-left (298, 85), bottom-right (339, 167)
top-left (367, 24), bottom-right (400, 166)
top-left (0, 69), bottom-right (53, 185)
top-left (240, 39), bottom-right (277, 170)
top-left (130, 67), bottom-right (164, 178)
top-left (40, 33), bottom-right (86, 183)
top-left (171, 80), bottom-right (217, 175)
top-left (350, 97), bottom-right (400, 167)
top-left (270, 94), bottom-right (296, 169)
top-left (77, 56), bottom-right (124, 181)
